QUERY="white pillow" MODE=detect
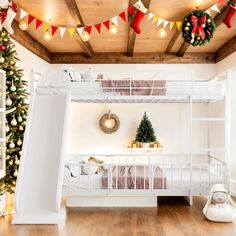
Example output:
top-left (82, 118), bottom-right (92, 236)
top-left (82, 70), bottom-right (98, 82)
top-left (71, 71), bottom-right (82, 82)
top-left (81, 160), bottom-right (98, 175)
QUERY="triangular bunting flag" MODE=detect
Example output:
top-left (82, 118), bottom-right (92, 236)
top-left (51, 26), bottom-right (58, 36)
top-left (128, 6), bottom-right (136, 15)
top-left (218, 0), bottom-right (227, 6)
top-left (43, 23), bottom-right (49, 32)
top-left (119, 11), bottom-right (126, 22)
top-left (20, 9), bottom-right (28, 20)
top-left (169, 22), bottom-right (175, 30)
top-left (148, 13), bottom-right (154, 20)
top-left (35, 19), bottom-right (42, 30)
top-left (176, 22), bottom-right (182, 30)
top-left (59, 27), bottom-right (66, 38)
top-left (68, 27), bottom-right (75, 38)
top-left (28, 15), bottom-right (35, 25)
top-left (163, 20), bottom-right (169, 28)
top-left (95, 23), bottom-right (101, 33)
top-left (205, 10), bottom-right (211, 15)
top-left (210, 4), bottom-right (221, 13)
top-left (103, 20), bottom-right (110, 30)
top-left (85, 26), bottom-right (92, 34)
top-left (157, 18), bottom-right (164, 27)
top-left (77, 27), bottom-right (84, 36)
top-left (111, 16), bottom-right (118, 26)
top-left (152, 16), bottom-right (158, 24)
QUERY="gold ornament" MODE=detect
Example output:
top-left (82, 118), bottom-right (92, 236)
top-left (11, 118), bottom-right (17, 126)
top-left (9, 141), bottom-right (15, 149)
top-left (184, 26), bottom-right (189, 31)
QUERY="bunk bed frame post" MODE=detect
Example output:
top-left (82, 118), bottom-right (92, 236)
top-left (225, 70), bottom-right (231, 192)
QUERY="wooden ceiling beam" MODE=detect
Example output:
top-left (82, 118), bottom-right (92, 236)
top-left (64, 0), bottom-right (95, 58)
top-left (127, 0), bottom-right (151, 57)
top-left (177, 0), bottom-right (236, 57)
top-left (165, 29), bottom-right (181, 53)
top-left (51, 52), bottom-right (215, 64)
top-left (11, 20), bottom-right (51, 63)
top-left (215, 35), bottom-right (236, 62)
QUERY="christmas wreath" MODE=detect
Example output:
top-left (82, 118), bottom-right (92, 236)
top-left (99, 111), bottom-right (120, 134)
top-left (181, 10), bottom-right (215, 46)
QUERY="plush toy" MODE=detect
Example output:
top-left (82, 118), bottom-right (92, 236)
top-left (0, 0), bottom-right (17, 34)
top-left (203, 184), bottom-right (236, 222)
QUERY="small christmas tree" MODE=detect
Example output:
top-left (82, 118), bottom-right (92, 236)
top-left (135, 112), bottom-right (156, 143)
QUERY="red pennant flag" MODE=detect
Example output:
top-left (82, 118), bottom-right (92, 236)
top-left (28, 15), bottom-right (35, 25)
top-left (103, 20), bottom-right (110, 30)
top-left (51, 26), bottom-right (58, 36)
top-left (95, 23), bottom-right (101, 33)
top-left (128, 6), bottom-right (136, 15)
top-left (85, 25), bottom-right (92, 34)
top-left (119, 11), bottom-right (127, 22)
top-left (218, 0), bottom-right (227, 6)
top-left (35, 19), bottom-right (42, 30)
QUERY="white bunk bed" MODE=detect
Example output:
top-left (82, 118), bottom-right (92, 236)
top-left (13, 70), bottom-right (231, 224)
top-left (61, 71), bottom-right (230, 207)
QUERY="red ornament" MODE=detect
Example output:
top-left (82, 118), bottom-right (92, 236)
top-left (0, 45), bottom-right (6, 51)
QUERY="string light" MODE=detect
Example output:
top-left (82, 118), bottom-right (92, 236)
top-left (81, 30), bottom-right (90, 41)
top-left (19, 20), bottom-right (28, 31)
top-left (109, 23), bottom-right (118, 35)
top-left (195, 0), bottom-right (203, 6)
top-left (159, 28), bottom-right (167, 38)
top-left (43, 30), bottom-right (52, 41)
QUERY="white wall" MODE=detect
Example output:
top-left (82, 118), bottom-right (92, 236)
top-left (13, 40), bottom-right (51, 87)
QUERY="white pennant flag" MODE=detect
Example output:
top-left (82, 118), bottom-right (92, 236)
top-left (205, 10), bottom-right (211, 15)
top-left (20, 9), bottom-right (28, 20)
top-left (77, 27), bottom-right (84, 36)
top-left (157, 18), bottom-right (164, 27)
top-left (59, 27), bottom-right (67, 38)
top-left (210, 4), bottom-right (221, 13)
top-left (148, 13), bottom-right (154, 20)
top-left (111, 16), bottom-right (118, 26)
top-left (163, 20), bottom-right (169, 28)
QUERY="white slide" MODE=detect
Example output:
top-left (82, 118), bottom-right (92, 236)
top-left (13, 77), bottom-right (70, 224)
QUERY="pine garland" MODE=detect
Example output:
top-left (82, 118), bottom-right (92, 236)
top-left (0, 29), bottom-right (28, 194)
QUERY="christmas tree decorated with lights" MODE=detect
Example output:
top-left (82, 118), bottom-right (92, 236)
top-left (0, 29), bottom-right (28, 194)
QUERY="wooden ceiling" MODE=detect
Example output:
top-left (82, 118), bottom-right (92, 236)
top-left (11, 0), bottom-right (236, 63)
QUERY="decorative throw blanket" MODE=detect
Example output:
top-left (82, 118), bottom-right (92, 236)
top-left (101, 80), bottom-right (166, 95)
top-left (102, 166), bottom-right (166, 190)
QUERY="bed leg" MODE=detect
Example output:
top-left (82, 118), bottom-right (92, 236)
top-left (156, 197), bottom-right (158, 207)
top-left (184, 196), bottom-right (193, 206)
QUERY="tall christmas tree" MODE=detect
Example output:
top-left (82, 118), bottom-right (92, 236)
top-left (0, 29), bottom-right (28, 194)
top-left (135, 112), bottom-right (156, 143)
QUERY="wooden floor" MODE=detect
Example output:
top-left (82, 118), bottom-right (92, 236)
top-left (0, 197), bottom-right (236, 236)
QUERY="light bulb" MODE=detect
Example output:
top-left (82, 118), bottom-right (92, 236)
top-left (43, 30), bottom-right (52, 41)
top-left (19, 20), bottom-right (28, 31)
top-left (81, 30), bottom-right (90, 41)
top-left (195, 0), bottom-right (202, 6)
top-left (159, 28), bottom-right (167, 38)
top-left (109, 24), bottom-right (118, 35)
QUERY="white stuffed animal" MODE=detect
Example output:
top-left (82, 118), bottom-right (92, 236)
top-left (203, 184), bottom-right (236, 222)
top-left (0, 0), bottom-right (17, 34)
